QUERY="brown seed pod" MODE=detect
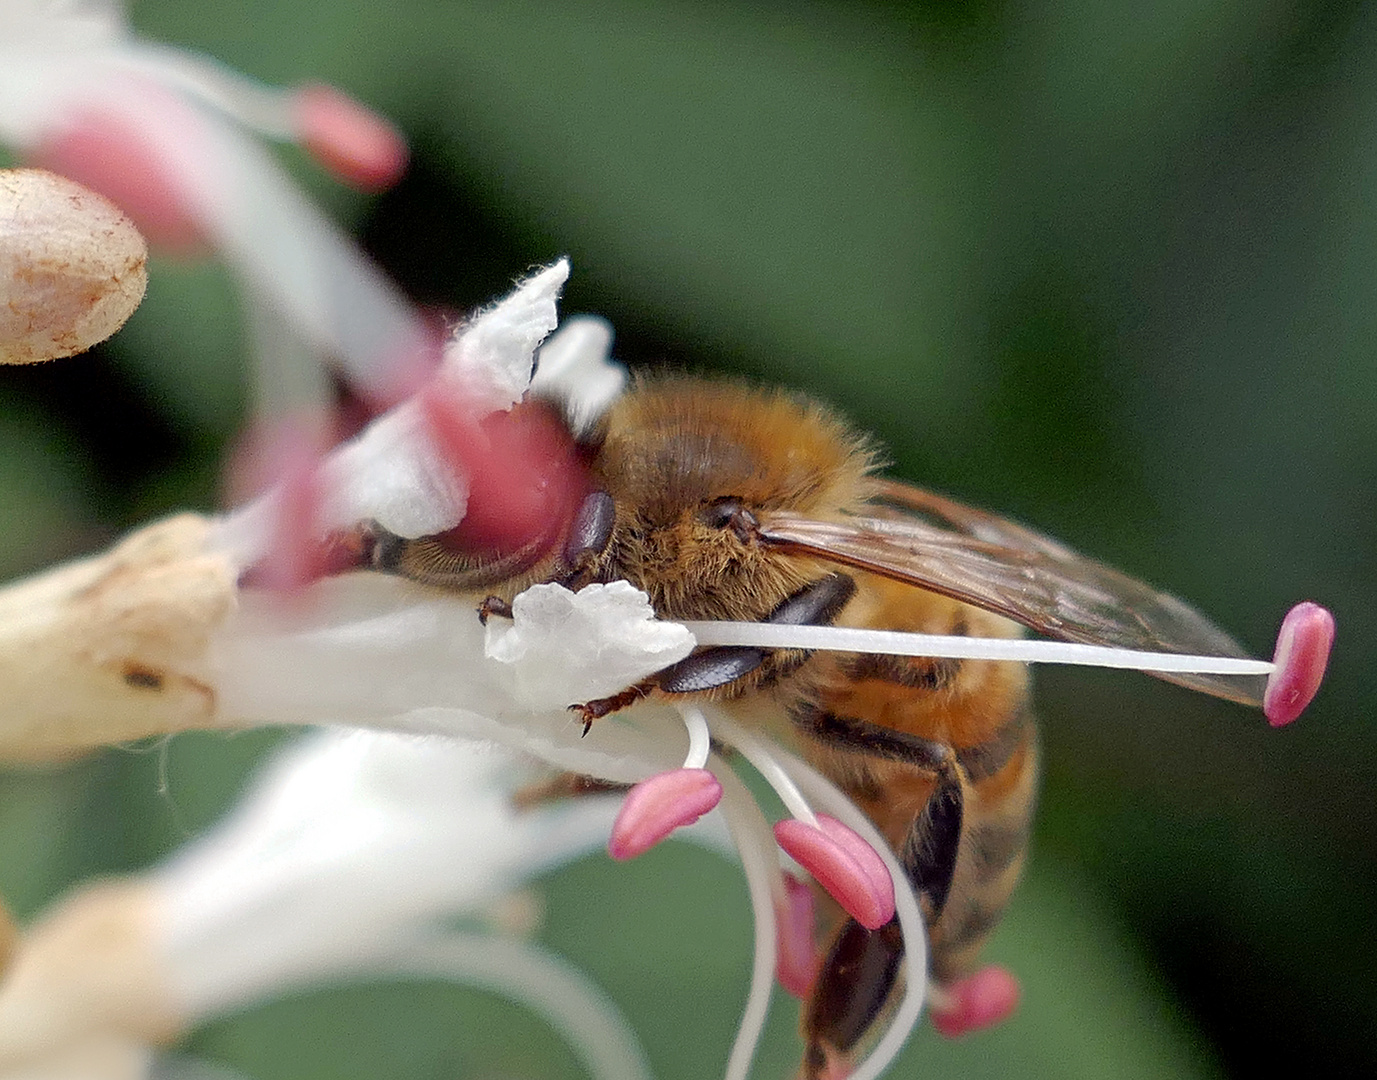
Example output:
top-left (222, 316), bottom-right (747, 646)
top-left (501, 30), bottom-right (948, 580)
top-left (0, 168), bottom-right (148, 364)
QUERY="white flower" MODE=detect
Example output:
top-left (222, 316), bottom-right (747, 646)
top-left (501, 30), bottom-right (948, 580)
top-left (0, 729), bottom-right (655, 1080)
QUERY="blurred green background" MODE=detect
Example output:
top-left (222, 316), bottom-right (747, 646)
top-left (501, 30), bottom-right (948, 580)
top-left (1, 1), bottom-right (1372, 1077)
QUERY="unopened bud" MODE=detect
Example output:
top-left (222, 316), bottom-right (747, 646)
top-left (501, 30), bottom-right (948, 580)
top-left (0, 169), bottom-right (147, 364)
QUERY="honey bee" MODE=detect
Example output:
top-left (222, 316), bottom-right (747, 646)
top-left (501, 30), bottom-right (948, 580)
top-left (368, 376), bottom-right (1263, 1075)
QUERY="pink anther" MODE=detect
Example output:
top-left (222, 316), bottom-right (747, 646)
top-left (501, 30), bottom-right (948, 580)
top-left (775, 873), bottom-right (821, 999)
top-left (607, 768), bottom-right (723, 862)
top-left (1263, 601), bottom-right (1335, 727)
top-left (773, 814), bottom-right (895, 931)
top-left (417, 387), bottom-right (588, 563)
top-left (35, 110), bottom-right (207, 254)
top-left (292, 84), bottom-right (409, 192)
top-left (929, 964), bottom-right (1020, 1038)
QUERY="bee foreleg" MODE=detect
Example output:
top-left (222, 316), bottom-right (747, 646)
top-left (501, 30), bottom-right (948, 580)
top-left (570, 679), bottom-right (656, 733)
top-left (653, 573), bottom-right (859, 695)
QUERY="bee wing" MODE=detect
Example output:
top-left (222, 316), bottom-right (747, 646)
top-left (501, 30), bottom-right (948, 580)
top-left (757, 486), bottom-right (1265, 707)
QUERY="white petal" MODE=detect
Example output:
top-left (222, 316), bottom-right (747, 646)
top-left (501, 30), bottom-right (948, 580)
top-left (153, 729), bottom-right (621, 1018)
top-left (211, 574), bottom-right (692, 780)
top-left (443, 260), bottom-right (571, 411)
top-left (485, 582), bottom-right (696, 711)
top-left (530, 316), bottom-right (626, 436)
top-left (320, 401), bottom-right (467, 539)
top-left (0, 2), bottom-right (126, 46)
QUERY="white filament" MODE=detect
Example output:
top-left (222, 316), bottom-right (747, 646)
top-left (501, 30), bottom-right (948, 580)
top-left (714, 716), bottom-right (818, 828)
top-left (340, 932), bottom-right (653, 1080)
top-left (785, 753), bottom-right (928, 1080)
top-left (679, 704), bottom-right (711, 770)
top-left (684, 621), bottom-right (1273, 675)
top-left (710, 755), bottom-right (782, 1080)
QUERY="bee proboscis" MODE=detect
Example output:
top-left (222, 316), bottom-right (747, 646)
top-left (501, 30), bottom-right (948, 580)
top-left (369, 376), bottom-right (1262, 1075)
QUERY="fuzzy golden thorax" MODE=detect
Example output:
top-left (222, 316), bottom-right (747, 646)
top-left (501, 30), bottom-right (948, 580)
top-left (588, 378), bottom-right (879, 622)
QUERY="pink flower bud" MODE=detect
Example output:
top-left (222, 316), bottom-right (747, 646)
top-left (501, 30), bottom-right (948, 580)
top-left (292, 84), bottom-right (408, 193)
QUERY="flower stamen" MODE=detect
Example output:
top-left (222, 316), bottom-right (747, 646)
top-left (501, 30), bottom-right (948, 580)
top-left (1263, 601), bottom-right (1335, 726)
top-left (722, 721), bottom-right (818, 827)
top-left (607, 707), bottom-right (723, 862)
top-left (774, 873), bottom-right (821, 999)
top-left (773, 815), bottom-right (896, 931)
top-left (927, 964), bottom-right (1021, 1038)
top-left (681, 703), bottom-right (712, 770)
top-left (714, 716), bottom-right (896, 931)
top-left (684, 620), bottom-right (1274, 677)
top-left (606, 769), bottom-right (723, 862)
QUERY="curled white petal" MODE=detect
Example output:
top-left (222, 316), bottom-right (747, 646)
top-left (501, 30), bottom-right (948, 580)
top-left (530, 315), bottom-right (626, 436)
top-left (212, 260), bottom-right (574, 560)
top-left (211, 574), bottom-right (691, 782)
top-left (320, 402), bottom-right (466, 539)
top-left (486, 582), bottom-right (696, 711)
top-left (443, 260), bottom-right (570, 412)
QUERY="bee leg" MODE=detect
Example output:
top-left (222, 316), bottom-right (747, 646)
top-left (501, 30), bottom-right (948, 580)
top-left (512, 771), bottom-right (632, 810)
top-left (803, 918), bottom-right (905, 1077)
top-left (654, 645), bottom-right (768, 693)
top-left (555, 490), bottom-right (616, 589)
top-left (570, 679), bottom-right (656, 734)
top-left (902, 766), bottom-right (965, 918)
top-left (654, 573), bottom-right (858, 694)
top-left (794, 707), bottom-right (965, 915)
top-left (477, 596), bottom-right (514, 623)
